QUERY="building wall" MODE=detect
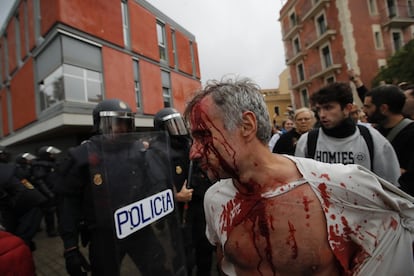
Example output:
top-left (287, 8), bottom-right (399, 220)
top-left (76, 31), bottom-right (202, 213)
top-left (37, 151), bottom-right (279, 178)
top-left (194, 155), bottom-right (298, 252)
top-left (129, 1), bottom-right (159, 61)
top-left (0, 0), bottom-right (201, 150)
top-left (280, 0), bottom-right (414, 108)
top-left (10, 59), bottom-right (36, 130)
top-left (101, 46), bottom-right (137, 111)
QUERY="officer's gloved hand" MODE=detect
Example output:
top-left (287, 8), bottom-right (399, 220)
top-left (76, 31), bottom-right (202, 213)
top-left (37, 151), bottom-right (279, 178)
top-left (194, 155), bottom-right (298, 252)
top-left (64, 247), bottom-right (90, 276)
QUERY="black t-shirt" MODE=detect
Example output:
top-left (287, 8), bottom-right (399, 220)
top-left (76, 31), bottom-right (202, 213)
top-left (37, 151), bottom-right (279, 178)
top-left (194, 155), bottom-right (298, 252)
top-left (272, 129), bottom-right (302, 155)
top-left (378, 122), bottom-right (414, 196)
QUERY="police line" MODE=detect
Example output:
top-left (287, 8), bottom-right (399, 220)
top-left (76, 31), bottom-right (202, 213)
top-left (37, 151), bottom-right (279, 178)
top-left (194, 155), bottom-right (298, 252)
top-left (114, 189), bottom-right (174, 239)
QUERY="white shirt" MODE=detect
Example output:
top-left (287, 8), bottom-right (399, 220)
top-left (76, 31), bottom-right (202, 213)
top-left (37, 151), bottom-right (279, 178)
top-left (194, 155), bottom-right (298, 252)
top-left (204, 156), bottom-right (414, 275)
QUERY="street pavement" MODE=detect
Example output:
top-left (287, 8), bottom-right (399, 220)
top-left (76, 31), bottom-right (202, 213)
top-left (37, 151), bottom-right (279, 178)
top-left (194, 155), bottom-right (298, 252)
top-left (32, 227), bottom-right (218, 276)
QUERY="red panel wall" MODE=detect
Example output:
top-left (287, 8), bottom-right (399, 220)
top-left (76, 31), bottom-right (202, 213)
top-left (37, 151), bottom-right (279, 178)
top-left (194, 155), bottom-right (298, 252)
top-left (41, 0), bottom-right (124, 47)
top-left (18, 2), bottom-right (28, 60)
top-left (140, 60), bottom-right (163, 114)
top-left (0, 88), bottom-right (9, 136)
top-left (129, 1), bottom-right (159, 61)
top-left (171, 72), bottom-right (201, 113)
top-left (175, 30), bottom-right (192, 75)
top-left (6, 20), bottom-right (17, 74)
top-left (10, 59), bottom-right (36, 130)
top-left (101, 46), bottom-right (136, 112)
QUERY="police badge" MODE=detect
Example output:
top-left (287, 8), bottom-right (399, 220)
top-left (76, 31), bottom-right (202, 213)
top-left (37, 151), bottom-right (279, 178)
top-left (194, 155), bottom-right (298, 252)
top-left (93, 173), bottom-right (103, 185)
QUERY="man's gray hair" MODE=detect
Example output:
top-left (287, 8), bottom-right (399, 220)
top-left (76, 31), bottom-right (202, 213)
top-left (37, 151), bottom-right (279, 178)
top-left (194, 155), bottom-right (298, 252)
top-left (184, 77), bottom-right (271, 144)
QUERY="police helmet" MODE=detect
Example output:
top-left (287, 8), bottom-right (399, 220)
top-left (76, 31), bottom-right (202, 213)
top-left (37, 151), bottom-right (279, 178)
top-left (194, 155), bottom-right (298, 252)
top-left (0, 145), bottom-right (11, 163)
top-left (153, 108), bottom-right (188, 136)
top-left (92, 99), bottom-right (135, 135)
top-left (37, 146), bottom-right (62, 161)
top-left (15, 152), bottom-right (37, 164)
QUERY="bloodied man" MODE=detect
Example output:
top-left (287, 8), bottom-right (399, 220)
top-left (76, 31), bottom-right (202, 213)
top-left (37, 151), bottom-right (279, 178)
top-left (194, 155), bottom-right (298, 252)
top-left (184, 78), bottom-right (414, 275)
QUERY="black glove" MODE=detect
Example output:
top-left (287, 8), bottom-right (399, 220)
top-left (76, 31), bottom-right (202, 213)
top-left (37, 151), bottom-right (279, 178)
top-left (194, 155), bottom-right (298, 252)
top-left (64, 247), bottom-right (91, 276)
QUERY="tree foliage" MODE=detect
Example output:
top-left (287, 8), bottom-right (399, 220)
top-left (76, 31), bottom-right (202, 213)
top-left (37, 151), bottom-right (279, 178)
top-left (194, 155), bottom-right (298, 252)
top-left (372, 39), bottom-right (414, 87)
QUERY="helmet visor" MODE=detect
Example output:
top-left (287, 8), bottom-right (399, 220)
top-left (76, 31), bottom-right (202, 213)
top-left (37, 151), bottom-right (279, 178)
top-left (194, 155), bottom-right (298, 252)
top-left (162, 113), bottom-right (188, 136)
top-left (99, 111), bottom-right (135, 134)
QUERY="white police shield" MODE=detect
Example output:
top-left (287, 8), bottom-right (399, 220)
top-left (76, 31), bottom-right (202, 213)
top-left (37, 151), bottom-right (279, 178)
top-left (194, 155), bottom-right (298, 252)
top-left (87, 131), bottom-right (187, 276)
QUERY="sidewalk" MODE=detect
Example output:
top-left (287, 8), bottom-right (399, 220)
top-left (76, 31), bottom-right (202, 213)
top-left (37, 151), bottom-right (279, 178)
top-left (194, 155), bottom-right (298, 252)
top-left (32, 228), bottom-right (218, 276)
top-left (32, 230), bottom-right (67, 276)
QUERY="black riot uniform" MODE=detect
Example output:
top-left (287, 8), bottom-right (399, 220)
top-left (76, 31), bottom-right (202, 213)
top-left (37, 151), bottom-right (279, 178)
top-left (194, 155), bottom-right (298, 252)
top-left (31, 146), bottom-right (62, 237)
top-left (58, 99), bottom-right (185, 276)
top-left (152, 108), bottom-right (214, 276)
top-left (1, 151), bottom-right (45, 250)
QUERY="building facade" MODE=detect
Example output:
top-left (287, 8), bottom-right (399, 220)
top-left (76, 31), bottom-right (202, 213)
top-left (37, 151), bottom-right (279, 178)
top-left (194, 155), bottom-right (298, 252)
top-left (280, 0), bottom-right (414, 108)
top-left (0, 0), bottom-right (201, 154)
top-left (261, 68), bottom-right (293, 129)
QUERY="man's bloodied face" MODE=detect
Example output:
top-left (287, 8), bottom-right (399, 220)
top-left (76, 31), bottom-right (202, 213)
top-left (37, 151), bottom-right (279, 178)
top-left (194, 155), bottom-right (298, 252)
top-left (188, 95), bottom-right (239, 183)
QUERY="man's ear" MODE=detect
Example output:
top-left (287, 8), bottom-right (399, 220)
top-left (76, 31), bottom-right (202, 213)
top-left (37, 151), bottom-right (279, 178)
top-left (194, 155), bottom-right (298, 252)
top-left (379, 103), bottom-right (389, 114)
top-left (241, 111), bottom-right (257, 140)
top-left (343, 103), bottom-right (354, 116)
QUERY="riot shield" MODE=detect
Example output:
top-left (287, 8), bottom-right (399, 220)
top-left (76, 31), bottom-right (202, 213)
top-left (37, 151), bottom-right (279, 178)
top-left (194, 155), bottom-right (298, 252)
top-left (86, 131), bottom-right (187, 276)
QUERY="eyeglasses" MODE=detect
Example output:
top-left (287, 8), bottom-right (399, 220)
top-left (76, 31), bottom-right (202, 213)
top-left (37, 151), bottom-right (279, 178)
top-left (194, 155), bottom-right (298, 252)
top-left (295, 117), bottom-right (312, 122)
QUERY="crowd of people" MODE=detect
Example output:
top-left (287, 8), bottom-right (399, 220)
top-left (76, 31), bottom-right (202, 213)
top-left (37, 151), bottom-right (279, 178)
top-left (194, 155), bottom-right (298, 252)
top-left (0, 73), bottom-right (413, 275)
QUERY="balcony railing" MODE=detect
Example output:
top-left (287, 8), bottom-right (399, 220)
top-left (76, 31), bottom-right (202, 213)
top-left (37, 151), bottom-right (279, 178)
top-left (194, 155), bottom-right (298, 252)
top-left (286, 49), bottom-right (307, 65)
top-left (300, 0), bottom-right (331, 21)
top-left (379, 4), bottom-right (414, 29)
top-left (305, 28), bottom-right (337, 49)
top-left (282, 15), bottom-right (303, 41)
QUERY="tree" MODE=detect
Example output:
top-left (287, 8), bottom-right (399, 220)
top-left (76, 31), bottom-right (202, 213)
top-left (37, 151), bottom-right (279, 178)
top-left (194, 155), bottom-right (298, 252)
top-left (372, 39), bottom-right (414, 87)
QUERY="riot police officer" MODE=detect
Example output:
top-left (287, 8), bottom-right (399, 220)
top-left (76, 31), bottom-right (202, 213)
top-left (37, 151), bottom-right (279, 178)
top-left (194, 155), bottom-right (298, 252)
top-left (31, 146), bottom-right (62, 237)
top-left (1, 151), bottom-right (45, 251)
top-left (152, 108), bottom-right (214, 276)
top-left (58, 99), bottom-right (185, 276)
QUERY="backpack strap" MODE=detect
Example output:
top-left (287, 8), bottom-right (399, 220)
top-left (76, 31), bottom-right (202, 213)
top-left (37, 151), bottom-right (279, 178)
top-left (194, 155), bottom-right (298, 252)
top-left (357, 125), bottom-right (374, 170)
top-left (306, 128), bottom-right (319, 158)
top-left (306, 126), bottom-right (374, 170)
top-left (386, 118), bottom-right (413, 143)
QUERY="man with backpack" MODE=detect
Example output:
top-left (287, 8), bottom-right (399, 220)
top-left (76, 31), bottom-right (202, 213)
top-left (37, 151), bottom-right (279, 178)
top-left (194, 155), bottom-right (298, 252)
top-left (295, 82), bottom-right (400, 185)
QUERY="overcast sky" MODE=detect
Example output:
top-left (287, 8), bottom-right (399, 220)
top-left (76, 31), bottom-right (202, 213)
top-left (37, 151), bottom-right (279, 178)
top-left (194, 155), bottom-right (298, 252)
top-left (0, 0), bottom-right (287, 89)
top-left (146, 0), bottom-right (286, 88)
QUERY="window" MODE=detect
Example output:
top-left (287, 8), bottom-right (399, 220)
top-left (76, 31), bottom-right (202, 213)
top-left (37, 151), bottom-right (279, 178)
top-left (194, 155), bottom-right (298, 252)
top-left (300, 89), bottom-right (309, 107)
top-left (392, 31), bottom-right (403, 52)
top-left (297, 63), bottom-right (305, 82)
top-left (36, 35), bottom-right (103, 111)
top-left (372, 25), bottom-right (384, 49)
top-left (133, 59), bottom-right (142, 111)
top-left (121, 1), bottom-right (130, 48)
top-left (368, 0), bottom-right (378, 15)
top-left (15, 14), bottom-right (21, 65)
top-left (316, 14), bottom-right (327, 35)
top-left (289, 12), bottom-right (297, 27)
top-left (33, 0), bottom-right (42, 44)
top-left (23, 0), bottom-right (30, 54)
top-left (293, 36), bottom-right (301, 54)
top-left (377, 59), bottom-right (387, 69)
top-left (157, 21), bottom-right (167, 62)
top-left (190, 41), bottom-right (196, 76)
top-left (39, 64), bottom-right (102, 110)
top-left (409, 0), bottom-right (414, 17)
top-left (171, 30), bottom-right (178, 68)
top-left (321, 45), bottom-right (332, 68)
top-left (161, 71), bottom-right (172, 107)
top-left (387, 0), bottom-right (397, 17)
top-left (374, 31), bottom-right (383, 48)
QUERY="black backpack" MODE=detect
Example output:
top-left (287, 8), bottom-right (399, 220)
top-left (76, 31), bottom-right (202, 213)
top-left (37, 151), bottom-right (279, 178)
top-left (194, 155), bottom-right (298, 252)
top-left (306, 125), bottom-right (374, 169)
